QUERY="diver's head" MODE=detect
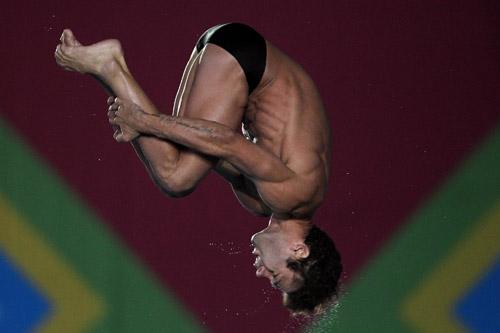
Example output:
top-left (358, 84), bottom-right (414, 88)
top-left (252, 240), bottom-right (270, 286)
top-left (251, 217), bottom-right (310, 293)
top-left (251, 218), bottom-right (342, 314)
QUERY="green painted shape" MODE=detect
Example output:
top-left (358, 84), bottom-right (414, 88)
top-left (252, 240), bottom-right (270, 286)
top-left (0, 118), bottom-right (204, 332)
top-left (308, 126), bottom-right (500, 332)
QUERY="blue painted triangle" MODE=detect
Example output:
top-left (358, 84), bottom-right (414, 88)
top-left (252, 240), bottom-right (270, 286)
top-left (0, 249), bottom-right (51, 333)
top-left (455, 256), bottom-right (500, 333)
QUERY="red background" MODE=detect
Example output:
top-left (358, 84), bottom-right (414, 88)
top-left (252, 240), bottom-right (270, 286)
top-left (1, 1), bottom-right (499, 332)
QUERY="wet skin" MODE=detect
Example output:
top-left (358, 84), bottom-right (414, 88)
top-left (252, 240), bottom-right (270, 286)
top-left (55, 27), bottom-right (331, 293)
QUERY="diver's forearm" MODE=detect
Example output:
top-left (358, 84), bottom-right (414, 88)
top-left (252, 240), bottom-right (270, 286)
top-left (138, 114), bottom-right (236, 159)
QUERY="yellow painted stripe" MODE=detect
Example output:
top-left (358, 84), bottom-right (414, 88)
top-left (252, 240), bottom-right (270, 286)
top-left (0, 194), bottom-right (105, 332)
top-left (401, 201), bottom-right (500, 333)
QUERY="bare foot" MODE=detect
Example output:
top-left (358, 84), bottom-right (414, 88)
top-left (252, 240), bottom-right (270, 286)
top-left (55, 29), bottom-right (128, 77)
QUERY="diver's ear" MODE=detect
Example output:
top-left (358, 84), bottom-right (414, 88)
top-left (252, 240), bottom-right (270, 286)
top-left (292, 243), bottom-right (310, 259)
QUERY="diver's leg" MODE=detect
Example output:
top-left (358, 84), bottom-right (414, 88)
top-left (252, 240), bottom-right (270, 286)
top-left (55, 30), bottom-right (214, 196)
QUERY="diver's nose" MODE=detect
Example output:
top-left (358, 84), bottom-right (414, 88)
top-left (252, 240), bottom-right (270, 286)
top-left (250, 233), bottom-right (258, 245)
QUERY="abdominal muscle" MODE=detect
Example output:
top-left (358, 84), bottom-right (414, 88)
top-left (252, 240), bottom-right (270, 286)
top-left (244, 42), bottom-right (331, 215)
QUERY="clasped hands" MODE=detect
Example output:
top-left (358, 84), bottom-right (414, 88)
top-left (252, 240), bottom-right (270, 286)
top-left (107, 97), bottom-right (147, 142)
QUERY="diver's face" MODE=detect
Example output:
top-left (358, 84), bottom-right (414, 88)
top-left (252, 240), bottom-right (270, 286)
top-left (251, 227), bottom-right (303, 293)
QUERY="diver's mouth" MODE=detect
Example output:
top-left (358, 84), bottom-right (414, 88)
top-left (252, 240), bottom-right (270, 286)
top-left (253, 255), bottom-right (262, 268)
top-left (254, 257), bottom-right (266, 275)
top-left (252, 242), bottom-right (265, 275)
top-left (253, 255), bottom-right (266, 276)
top-left (251, 238), bottom-right (261, 254)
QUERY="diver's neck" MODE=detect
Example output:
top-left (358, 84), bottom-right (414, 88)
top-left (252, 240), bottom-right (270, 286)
top-left (268, 216), bottom-right (312, 235)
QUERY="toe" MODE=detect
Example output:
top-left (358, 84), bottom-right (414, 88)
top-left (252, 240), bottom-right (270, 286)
top-left (62, 29), bottom-right (72, 40)
top-left (66, 29), bottom-right (81, 47)
top-left (61, 29), bottom-right (81, 47)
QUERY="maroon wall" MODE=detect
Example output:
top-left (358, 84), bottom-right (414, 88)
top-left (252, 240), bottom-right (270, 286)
top-left (1, 1), bottom-right (499, 332)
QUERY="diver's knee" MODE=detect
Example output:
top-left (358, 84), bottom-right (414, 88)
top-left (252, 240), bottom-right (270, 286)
top-left (154, 171), bottom-right (197, 198)
top-left (160, 186), bottom-right (195, 198)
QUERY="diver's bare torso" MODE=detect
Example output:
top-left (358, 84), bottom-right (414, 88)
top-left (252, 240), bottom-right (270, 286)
top-left (175, 40), bottom-right (331, 218)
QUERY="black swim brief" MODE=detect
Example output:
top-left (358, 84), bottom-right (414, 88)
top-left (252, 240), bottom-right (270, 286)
top-left (196, 22), bottom-right (267, 95)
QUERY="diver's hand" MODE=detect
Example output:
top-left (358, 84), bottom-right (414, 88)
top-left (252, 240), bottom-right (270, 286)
top-left (107, 97), bottom-right (140, 142)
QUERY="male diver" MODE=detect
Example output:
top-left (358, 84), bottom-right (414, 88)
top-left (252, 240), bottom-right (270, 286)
top-left (55, 23), bottom-right (342, 314)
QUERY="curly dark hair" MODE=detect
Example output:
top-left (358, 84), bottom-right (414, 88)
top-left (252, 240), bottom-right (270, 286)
top-left (283, 225), bottom-right (342, 315)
